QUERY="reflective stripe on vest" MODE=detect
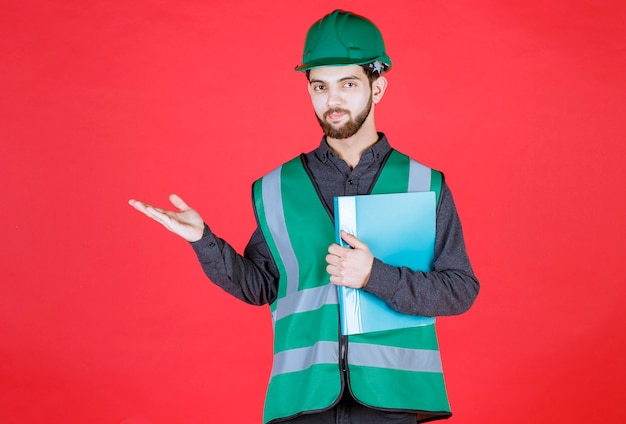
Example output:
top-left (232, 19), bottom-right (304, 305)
top-left (349, 342), bottom-right (443, 373)
top-left (270, 340), bottom-right (338, 377)
top-left (260, 166), bottom-right (300, 297)
top-left (254, 150), bottom-right (449, 423)
top-left (273, 285), bottom-right (338, 322)
top-left (409, 158), bottom-right (432, 191)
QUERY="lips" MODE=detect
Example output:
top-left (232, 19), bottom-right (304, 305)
top-left (325, 108), bottom-right (349, 122)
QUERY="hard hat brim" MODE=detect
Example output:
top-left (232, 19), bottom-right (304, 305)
top-left (294, 57), bottom-right (391, 72)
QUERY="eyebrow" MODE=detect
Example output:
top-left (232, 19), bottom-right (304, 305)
top-left (309, 75), bottom-right (361, 85)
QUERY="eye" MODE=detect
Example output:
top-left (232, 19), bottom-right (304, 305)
top-left (343, 81), bottom-right (357, 88)
top-left (313, 84), bottom-right (326, 92)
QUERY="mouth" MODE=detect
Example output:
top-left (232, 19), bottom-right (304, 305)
top-left (325, 108), bottom-right (349, 123)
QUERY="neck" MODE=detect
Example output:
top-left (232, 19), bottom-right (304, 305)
top-left (326, 118), bottom-right (379, 170)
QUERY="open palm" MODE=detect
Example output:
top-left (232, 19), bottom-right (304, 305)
top-left (128, 194), bottom-right (204, 242)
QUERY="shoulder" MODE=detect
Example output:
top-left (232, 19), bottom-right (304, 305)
top-left (253, 154), bottom-right (311, 196)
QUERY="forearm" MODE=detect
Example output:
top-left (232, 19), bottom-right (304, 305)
top-left (365, 260), bottom-right (478, 316)
top-left (190, 225), bottom-right (278, 305)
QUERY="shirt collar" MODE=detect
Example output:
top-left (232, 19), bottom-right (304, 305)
top-left (313, 132), bottom-right (391, 164)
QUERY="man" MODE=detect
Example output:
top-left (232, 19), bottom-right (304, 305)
top-left (129, 9), bottom-right (479, 424)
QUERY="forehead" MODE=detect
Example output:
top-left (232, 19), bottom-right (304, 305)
top-left (308, 65), bottom-right (367, 82)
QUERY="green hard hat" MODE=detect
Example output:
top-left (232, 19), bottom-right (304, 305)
top-left (295, 10), bottom-right (392, 72)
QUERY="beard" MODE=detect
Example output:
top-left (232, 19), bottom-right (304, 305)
top-left (316, 94), bottom-right (373, 139)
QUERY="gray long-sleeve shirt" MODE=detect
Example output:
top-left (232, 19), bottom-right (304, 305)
top-left (191, 134), bottom-right (479, 316)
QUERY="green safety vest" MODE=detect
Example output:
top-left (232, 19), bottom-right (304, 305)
top-left (253, 150), bottom-right (451, 423)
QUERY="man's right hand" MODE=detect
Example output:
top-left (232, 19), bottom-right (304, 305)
top-left (128, 194), bottom-right (205, 242)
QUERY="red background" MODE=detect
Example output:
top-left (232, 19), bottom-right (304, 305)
top-left (2, 1), bottom-right (625, 423)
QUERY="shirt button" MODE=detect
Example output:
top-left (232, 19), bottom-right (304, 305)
top-left (209, 242), bottom-right (216, 247)
top-left (348, 179), bottom-right (353, 185)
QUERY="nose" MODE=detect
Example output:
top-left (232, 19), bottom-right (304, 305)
top-left (326, 87), bottom-right (342, 108)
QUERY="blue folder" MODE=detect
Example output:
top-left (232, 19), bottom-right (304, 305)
top-left (334, 191), bottom-right (437, 335)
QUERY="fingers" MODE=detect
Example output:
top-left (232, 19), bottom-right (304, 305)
top-left (130, 195), bottom-right (192, 216)
top-left (325, 252), bottom-right (339, 266)
top-left (327, 237), bottom-right (361, 257)
top-left (128, 199), bottom-right (170, 224)
top-left (169, 193), bottom-right (191, 211)
top-left (340, 230), bottom-right (366, 249)
top-left (128, 199), bottom-right (153, 215)
top-left (326, 234), bottom-right (373, 288)
top-left (327, 243), bottom-right (343, 256)
top-left (325, 247), bottom-right (355, 286)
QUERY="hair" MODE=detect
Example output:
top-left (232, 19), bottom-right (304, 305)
top-left (361, 64), bottom-right (383, 85)
top-left (305, 63), bottom-right (384, 86)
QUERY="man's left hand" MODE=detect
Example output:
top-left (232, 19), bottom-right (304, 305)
top-left (326, 230), bottom-right (374, 288)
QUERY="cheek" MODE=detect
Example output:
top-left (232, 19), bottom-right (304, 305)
top-left (357, 93), bottom-right (372, 109)
top-left (310, 96), bottom-right (326, 113)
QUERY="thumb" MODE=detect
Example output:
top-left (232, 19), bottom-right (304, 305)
top-left (169, 193), bottom-right (191, 211)
top-left (341, 230), bottom-right (366, 249)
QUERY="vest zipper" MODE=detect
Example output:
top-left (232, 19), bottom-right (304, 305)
top-left (340, 334), bottom-right (348, 373)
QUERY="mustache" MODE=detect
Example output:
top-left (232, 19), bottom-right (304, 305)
top-left (323, 108), bottom-right (350, 119)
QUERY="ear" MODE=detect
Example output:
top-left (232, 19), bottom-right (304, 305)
top-left (372, 76), bottom-right (388, 104)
